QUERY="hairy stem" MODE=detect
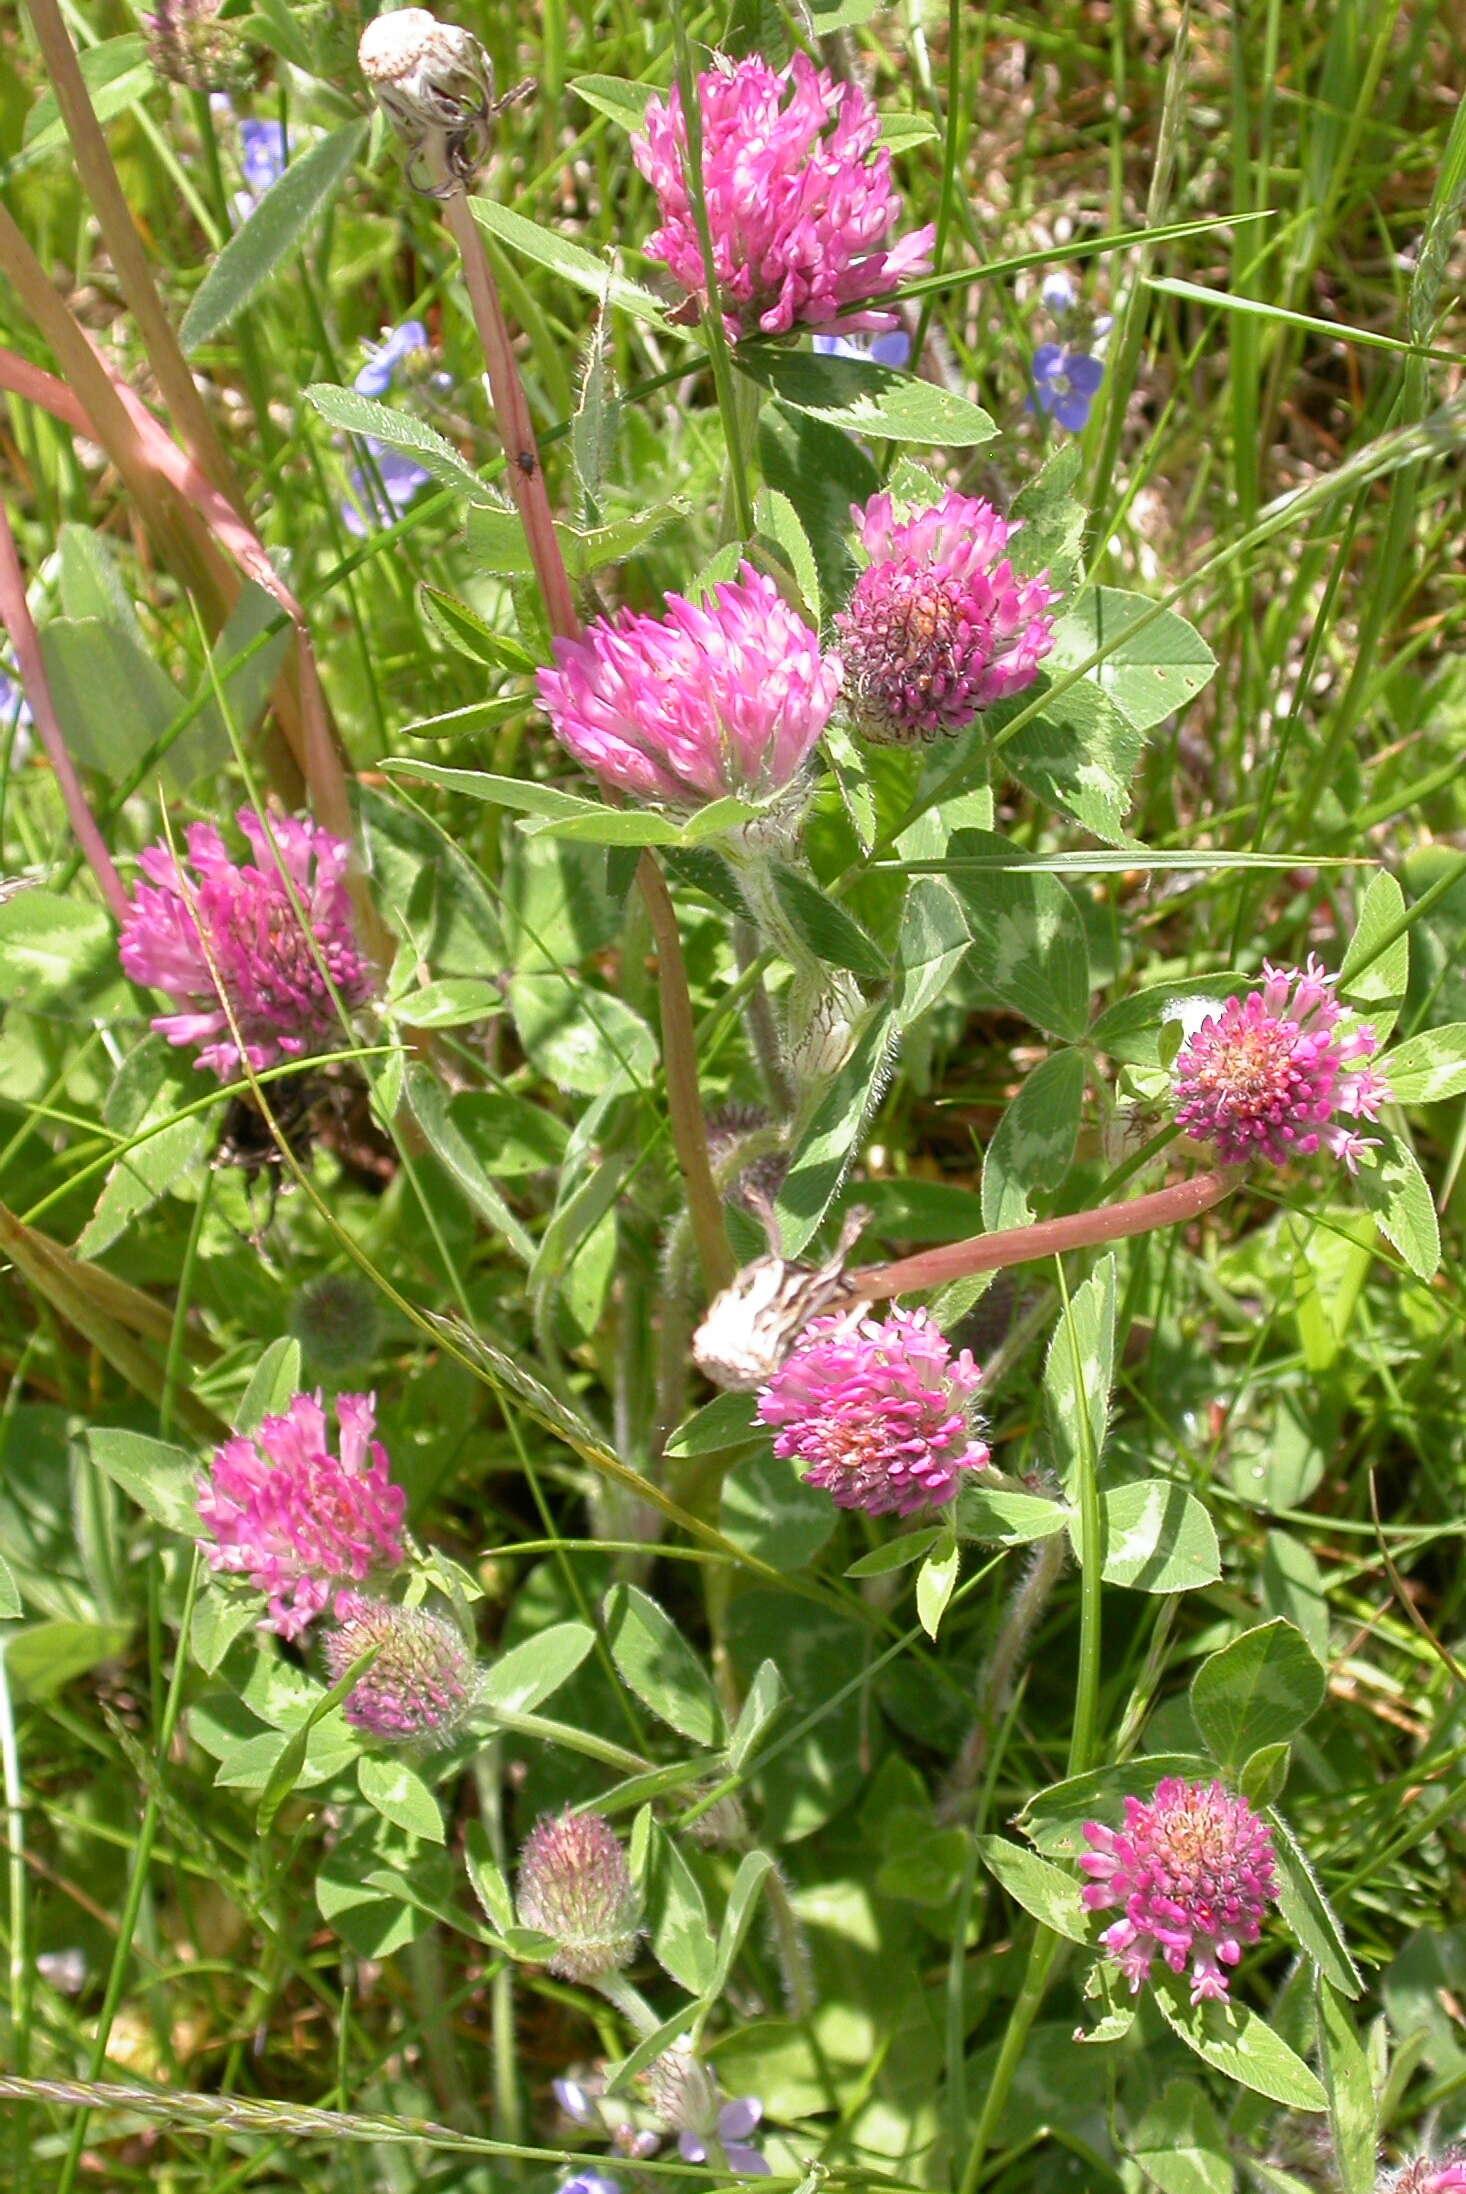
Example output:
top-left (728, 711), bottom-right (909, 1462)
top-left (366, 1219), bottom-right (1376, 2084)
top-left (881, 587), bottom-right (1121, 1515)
top-left (440, 188), bottom-right (579, 641)
top-left (639, 855), bottom-right (737, 1294)
top-left (939, 1526), bottom-right (1067, 1822)
top-left (436, 181), bottom-right (731, 1296)
top-left (852, 1166), bottom-right (1242, 1299)
top-left (955, 1271), bottom-right (1108, 2194)
top-left (668, 0), bottom-right (755, 542)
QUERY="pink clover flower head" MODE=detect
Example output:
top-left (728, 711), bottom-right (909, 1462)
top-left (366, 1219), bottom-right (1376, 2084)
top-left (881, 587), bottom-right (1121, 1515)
top-left (835, 491), bottom-right (1059, 744)
top-left (632, 52), bottom-right (934, 342)
top-left (196, 1390), bottom-right (407, 1639)
top-left (757, 1304), bottom-right (989, 1517)
top-left (118, 807), bottom-right (372, 1079)
top-left (1172, 954), bottom-right (1391, 1172)
top-left (517, 1811), bottom-right (642, 1982)
top-left (1386, 2159), bottom-right (1466, 2194)
top-left (323, 1592), bottom-right (476, 1746)
top-left (537, 563), bottom-right (839, 810)
top-left (1080, 1776), bottom-right (1278, 2005)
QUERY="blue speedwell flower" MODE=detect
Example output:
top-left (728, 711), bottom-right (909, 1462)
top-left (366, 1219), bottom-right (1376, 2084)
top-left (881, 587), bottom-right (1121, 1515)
top-left (814, 328), bottom-right (912, 369)
top-left (1031, 341), bottom-right (1104, 431)
top-left (353, 320), bottom-right (431, 400)
top-left (342, 320), bottom-right (435, 537)
top-left (1040, 269), bottom-right (1079, 316)
top-left (238, 118), bottom-right (289, 197)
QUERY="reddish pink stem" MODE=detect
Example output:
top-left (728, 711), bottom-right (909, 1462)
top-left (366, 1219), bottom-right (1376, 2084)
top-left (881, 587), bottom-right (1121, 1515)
top-left (850, 1166), bottom-right (1243, 1300)
top-left (0, 498), bottom-right (128, 922)
top-left (441, 192), bottom-right (579, 642)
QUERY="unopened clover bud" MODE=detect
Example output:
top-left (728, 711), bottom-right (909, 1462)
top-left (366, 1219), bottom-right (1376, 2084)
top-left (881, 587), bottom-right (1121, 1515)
top-left (290, 1273), bottom-right (384, 1376)
top-left (786, 969), bottom-right (863, 1087)
top-left (323, 1593), bottom-right (477, 1747)
top-left (646, 2044), bottom-right (721, 2139)
top-left (358, 7), bottom-right (495, 192)
top-left (516, 1812), bottom-right (641, 1982)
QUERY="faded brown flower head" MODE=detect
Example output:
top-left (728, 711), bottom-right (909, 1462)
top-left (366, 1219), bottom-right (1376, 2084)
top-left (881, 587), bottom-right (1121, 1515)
top-left (143, 0), bottom-right (248, 90)
top-left (357, 7), bottom-right (495, 191)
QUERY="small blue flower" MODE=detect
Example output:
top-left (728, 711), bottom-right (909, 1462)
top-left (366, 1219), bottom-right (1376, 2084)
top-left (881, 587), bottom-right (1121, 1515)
top-left (339, 321), bottom-right (437, 533)
top-left (553, 2079), bottom-right (600, 2129)
top-left (237, 118), bottom-right (290, 200)
top-left (556, 2174), bottom-right (622, 2194)
top-left (353, 320), bottom-right (431, 400)
top-left (0, 665), bottom-right (32, 730)
top-left (341, 445), bottom-right (433, 537)
top-left (678, 2098), bottom-right (770, 2178)
top-left (1031, 342), bottom-right (1104, 432)
top-left (1040, 269), bottom-right (1078, 316)
top-left (813, 328), bottom-right (912, 370)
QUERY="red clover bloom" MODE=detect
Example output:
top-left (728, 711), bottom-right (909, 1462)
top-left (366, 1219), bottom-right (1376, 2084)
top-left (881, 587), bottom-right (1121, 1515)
top-left (1080, 1777), bottom-right (1278, 2005)
top-left (197, 1391), bottom-right (407, 1640)
top-left (1172, 956), bottom-right (1390, 1172)
top-left (119, 808), bottom-right (372, 1080)
top-left (757, 1305), bottom-right (989, 1517)
top-left (632, 53), bottom-right (933, 342)
top-left (1385, 2160), bottom-right (1466, 2194)
top-left (323, 1593), bottom-right (476, 1746)
top-left (835, 491), bottom-right (1058, 744)
top-left (517, 1812), bottom-right (642, 1982)
top-left (537, 564), bottom-right (839, 810)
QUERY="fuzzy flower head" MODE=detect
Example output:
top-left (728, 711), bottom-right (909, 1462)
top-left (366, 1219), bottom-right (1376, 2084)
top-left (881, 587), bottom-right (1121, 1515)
top-left (1172, 955), bottom-right (1390, 1172)
top-left (835, 492), bottom-right (1059, 744)
top-left (1385, 2159), bottom-right (1466, 2194)
top-left (517, 1812), bottom-right (641, 1982)
top-left (632, 52), bottom-right (933, 342)
top-left (757, 1305), bottom-right (989, 1517)
top-left (537, 563), bottom-right (839, 810)
top-left (118, 807), bottom-right (372, 1080)
top-left (1080, 1777), bottom-right (1278, 2005)
top-left (142, 0), bottom-right (242, 91)
top-left (323, 1593), bottom-right (476, 1747)
top-left (196, 1391), bottom-right (407, 1640)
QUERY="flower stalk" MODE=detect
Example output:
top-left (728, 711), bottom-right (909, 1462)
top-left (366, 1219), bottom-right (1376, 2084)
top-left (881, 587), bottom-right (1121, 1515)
top-left (849, 1165), bottom-right (1243, 1300)
top-left (360, 11), bottom-right (731, 1293)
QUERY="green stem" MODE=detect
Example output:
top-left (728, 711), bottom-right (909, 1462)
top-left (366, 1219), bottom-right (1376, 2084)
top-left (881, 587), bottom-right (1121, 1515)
top-left (55, 1556), bottom-right (202, 2194)
top-left (590, 1968), bottom-right (664, 2039)
top-left (478, 1706), bottom-right (651, 1777)
top-left (472, 1748), bottom-right (524, 2143)
top-left (0, 1634), bottom-right (30, 2194)
top-left (1065, 1298), bottom-right (1105, 1785)
top-left (956, 1928), bottom-right (1061, 2194)
top-left (956, 1264), bottom-right (1105, 2194)
top-left (668, 0), bottom-right (754, 542)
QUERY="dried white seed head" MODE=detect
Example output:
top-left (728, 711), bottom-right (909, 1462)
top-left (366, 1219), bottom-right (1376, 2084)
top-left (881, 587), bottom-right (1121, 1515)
top-left (358, 8), bottom-right (495, 191)
top-left (691, 1207), bottom-right (868, 1390)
